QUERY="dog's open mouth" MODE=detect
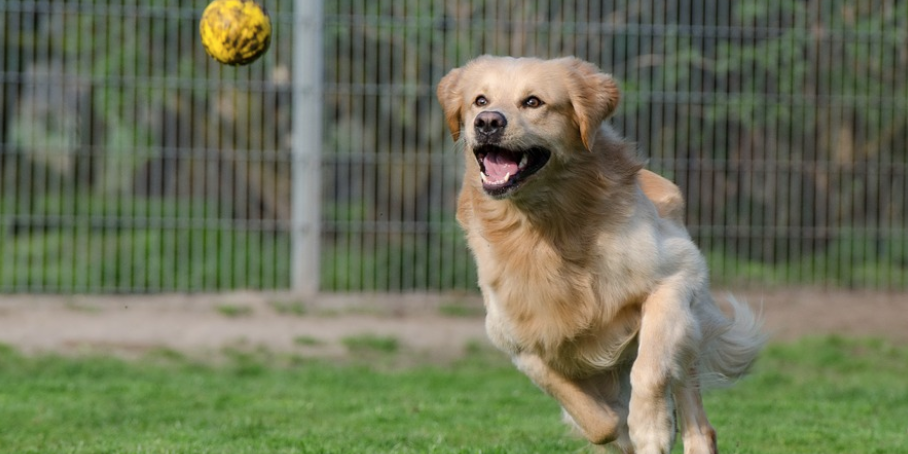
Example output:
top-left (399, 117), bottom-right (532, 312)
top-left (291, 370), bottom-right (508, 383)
top-left (475, 145), bottom-right (551, 197)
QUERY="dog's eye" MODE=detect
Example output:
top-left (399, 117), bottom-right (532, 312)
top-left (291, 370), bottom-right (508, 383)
top-left (474, 95), bottom-right (489, 107)
top-left (523, 96), bottom-right (544, 108)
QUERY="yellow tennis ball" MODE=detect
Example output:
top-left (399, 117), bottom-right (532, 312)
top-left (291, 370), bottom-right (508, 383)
top-left (200, 0), bottom-right (272, 66)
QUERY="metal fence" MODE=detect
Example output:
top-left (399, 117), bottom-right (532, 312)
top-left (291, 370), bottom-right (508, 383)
top-left (1, 0), bottom-right (906, 293)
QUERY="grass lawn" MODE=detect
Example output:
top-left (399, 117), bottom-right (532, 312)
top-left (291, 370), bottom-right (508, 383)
top-left (0, 337), bottom-right (906, 454)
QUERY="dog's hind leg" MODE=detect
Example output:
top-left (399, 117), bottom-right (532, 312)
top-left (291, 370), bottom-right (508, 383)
top-left (514, 353), bottom-right (623, 445)
top-left (674, 365), bottom-right (718, 454)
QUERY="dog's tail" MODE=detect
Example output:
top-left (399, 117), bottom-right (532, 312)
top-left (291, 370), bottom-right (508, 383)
top-left (698, 295), bottom-right (767, 388)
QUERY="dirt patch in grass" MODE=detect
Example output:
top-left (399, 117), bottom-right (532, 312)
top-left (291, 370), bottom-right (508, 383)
top-left (0, 288), bottom-right (905, 360)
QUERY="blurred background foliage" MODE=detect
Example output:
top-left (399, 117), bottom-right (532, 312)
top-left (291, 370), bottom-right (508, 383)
top-left (1, 0), bottom-right (906, 291)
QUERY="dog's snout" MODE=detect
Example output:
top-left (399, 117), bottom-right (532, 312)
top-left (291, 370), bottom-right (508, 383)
top-left (474, 111), bottom-right (507, 138)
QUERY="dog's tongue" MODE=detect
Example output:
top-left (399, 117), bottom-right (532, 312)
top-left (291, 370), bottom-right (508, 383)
top-left (483, 149), bottom-right (519, 181)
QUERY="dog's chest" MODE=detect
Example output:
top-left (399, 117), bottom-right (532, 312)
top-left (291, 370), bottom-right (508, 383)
top-left (463, 191), bottom-right (658, 371)
top-left (474, 238), bottom-right (595, 349)
top-left (472, 222), bottom-right (652, 373)
top-left (482, 276), bottom-right (643, 376)
top-left (551, 303), bottom-right (642, 376)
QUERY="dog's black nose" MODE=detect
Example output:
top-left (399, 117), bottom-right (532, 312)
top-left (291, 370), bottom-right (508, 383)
top-left (474, 111), bottom-right (507, 138)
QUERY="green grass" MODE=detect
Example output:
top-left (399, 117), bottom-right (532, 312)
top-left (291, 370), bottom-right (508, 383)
top-left (216, 304), bottom-right (254, 318)
top-left (269, 300), bottom-right (309, 316)
top-left (342, 334), bottom-right (400, 355)
top-left (292, 335), bottom-right (323, 346)
top-left (0, 337), bottom-right (906, 453)
top-left (0, 344), bottom-right (582, 454)
top-left (703, 337), bottom-right (908, 454)
top-left (438, 302), bottom-right (486, 318)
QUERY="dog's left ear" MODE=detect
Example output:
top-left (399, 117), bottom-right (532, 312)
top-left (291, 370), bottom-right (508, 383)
top-left (436, 67), bottom-right (465, 142)
top-left (562, 58), bottom-right (621, 151)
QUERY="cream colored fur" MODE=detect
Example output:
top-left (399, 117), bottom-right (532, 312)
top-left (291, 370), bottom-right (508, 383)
top-left (437, 56), bottom-right (765, 454)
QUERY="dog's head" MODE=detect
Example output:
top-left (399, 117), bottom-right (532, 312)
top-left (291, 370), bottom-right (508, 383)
top-left (436, 56), bottom-right (621, 199)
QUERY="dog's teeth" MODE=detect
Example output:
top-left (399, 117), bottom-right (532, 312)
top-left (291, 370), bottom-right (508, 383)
top-left (481, 172), bottom-right (512, 185)
top-left (519, 154), bottom-right (528, 168)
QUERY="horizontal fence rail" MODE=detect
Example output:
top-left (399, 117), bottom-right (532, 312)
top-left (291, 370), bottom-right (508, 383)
top-left (1, 0), bottom-right (906, 293)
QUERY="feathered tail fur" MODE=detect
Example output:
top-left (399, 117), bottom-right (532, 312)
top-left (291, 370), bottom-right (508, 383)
top-left (697, 295), bottom-right (767, 388)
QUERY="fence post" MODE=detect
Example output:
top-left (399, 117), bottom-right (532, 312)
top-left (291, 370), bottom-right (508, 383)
top-left (291, 0), bottom-right (323, 296)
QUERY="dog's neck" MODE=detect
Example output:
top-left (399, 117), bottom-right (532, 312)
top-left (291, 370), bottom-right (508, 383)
top-left (485, 140), bottom-right (640, 262)
top-left (462, 136), bottom-right (642, 353)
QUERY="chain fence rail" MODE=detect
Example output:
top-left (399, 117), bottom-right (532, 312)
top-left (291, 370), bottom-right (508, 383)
top-left (1, 0), bottom-right (906, 293)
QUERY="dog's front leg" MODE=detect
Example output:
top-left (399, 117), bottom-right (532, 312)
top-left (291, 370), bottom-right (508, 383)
top-left (514, 353), bottom-right (621, 445)
top-left (628, 280), bottom-right (700, 454)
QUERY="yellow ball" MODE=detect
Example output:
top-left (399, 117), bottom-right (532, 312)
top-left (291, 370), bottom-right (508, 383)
top-left (200, 0), bottom-right (272, 66)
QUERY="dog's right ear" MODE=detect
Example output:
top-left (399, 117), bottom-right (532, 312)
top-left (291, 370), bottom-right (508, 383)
top-left (436, 67), bottom-right (464, 142)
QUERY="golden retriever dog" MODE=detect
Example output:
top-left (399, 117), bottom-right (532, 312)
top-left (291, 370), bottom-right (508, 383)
top-left (436, 56), bottom-right (764, 454)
